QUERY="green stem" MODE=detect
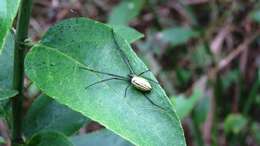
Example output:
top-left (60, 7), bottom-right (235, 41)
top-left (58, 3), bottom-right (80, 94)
top-left (12, 0), bottom-right (32, 145)
top-left (243, 69), bottom-right (259, 115)
top-left (191, 112), bottom-right (204, 146)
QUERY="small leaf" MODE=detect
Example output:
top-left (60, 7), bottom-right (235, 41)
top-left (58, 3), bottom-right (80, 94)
top-left (251, 122), bottom-right (260, 145)
top-left (224, 114), bottom-right (247, 134)
top-left (172, 78), bottom-right (206, 120)
top-left (108, 0), bottom-right (144, 25)
top-left (0, 31), bottom-right (15, 88)
top-left (175, 68), bottom-right (192, 87)
top-left (191, 44), bottom-right (212, 68)
top-left (25, 18), bottom-right (186, 146)
top-left (26, 131), bottom-right (73, 146)
top-left (193, 96), bottom-right (210, 125)
top-left (27, 83), bottom-right (41, 98)
top-left (0, 0), bottom-right (21, 52)
top-left (0, 31), bottom-right (16, 100)
top-left (0, 31), bottom-right (15, 122)
top-left (110, 25), bottom-right (143, 43)
top-left (221, 69), bottom-right (240, 90)
top-left (70, 129), bottom-right (133, 146)
top-left (173, 88), bottom-right (202, 119)
top-left (0, 136), bottom-right (5, 144)
top-left (158, 27), bottom-right (198, 47)
top-left (250, 9), bottom-right (260, 23)
top-left (0, 29), bottom-right (16, 127)
top-left (23, 94), bottom-right (89, 138)
top-left (0, 88), bottom-right (17, 100)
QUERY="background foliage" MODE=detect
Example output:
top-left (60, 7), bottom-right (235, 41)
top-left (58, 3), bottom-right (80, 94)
top-left (0, 0), bottom-right (259, 146)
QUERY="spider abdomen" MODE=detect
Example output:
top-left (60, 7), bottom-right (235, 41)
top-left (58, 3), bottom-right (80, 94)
top-left (131, 76), bottom-right (152, 92)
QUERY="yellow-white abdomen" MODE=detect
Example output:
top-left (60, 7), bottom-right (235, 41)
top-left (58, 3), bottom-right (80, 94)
top-left (131, 76), bottom-right (152, 92)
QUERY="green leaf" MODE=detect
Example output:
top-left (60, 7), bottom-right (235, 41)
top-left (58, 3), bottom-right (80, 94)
top-left (110, 25), bottom-right (144, 43)
top-left (175, 68), bottom-right (192, 87)
top-left (191, 44), bottom-right (212, 68)
top-left (251, 122), bottom-right (260, 145)
top-left (250, 9), bottom-right (260, 23)
top-left (0, 136), bottom-right (5, 144)
top-left (23, 94), bottom-right (89, 138)
top-left (173, 88), bottom-right (202, 119)
top-left (0, 0), bottom-right (20, 52)
top-left (25, 18), bottom-right (186, 146)
top-left (71, 129), bottom-right (133, 146)
top-left (0, 31), bottom-right (14, 88)
top-left (27, 83), bottom-right (40, 98)
top-left (158, 27), bottom-right (198, 47)
top-left (0, 88), bottom-right (17, 100)
top-left (0, 31), bottom-right (15, 100)
top-left (224, 114), bottom-right (248, 134)
top-left (26, 131), bottom-right (73, 146)
top-left (0, 31), bottom-right (15, 121)
top-left (172, 78), bottom-right (206, 120)
top-left (221, 69), bottom-right (240, 90)
top-left (108, 0), bottom-right (144, 25)
top-left (193, 96), bottom-right (210, 125)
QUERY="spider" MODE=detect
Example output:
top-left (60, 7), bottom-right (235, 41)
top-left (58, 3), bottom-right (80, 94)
top-left (79, 31), bottom-right (164, 110)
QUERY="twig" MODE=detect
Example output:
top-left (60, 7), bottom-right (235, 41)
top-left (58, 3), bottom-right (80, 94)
top-left (202, 89), bottom-right (214, 146)
top-left (210, 25), bottom-right (232, 55)
top-left (216, 30), bottom-right (259, 71)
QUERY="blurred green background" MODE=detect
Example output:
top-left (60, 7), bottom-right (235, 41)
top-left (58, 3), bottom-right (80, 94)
top-left (24, 0), bottom-right (260, 146)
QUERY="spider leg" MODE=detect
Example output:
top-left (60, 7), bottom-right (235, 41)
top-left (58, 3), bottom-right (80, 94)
top-left (112, 31), bottom-right (136, 74)
top-left (143, 93), bottom-right (165, 110)
top-left (138, 69), bottom-right (150, 76)
top-left (124, 84), bottom-right (132, 98)
top-left (85, 77), bottom-right (127, 90)
top-left (137, 70), bottom-right (160, 85)
top-left (79, 66), bottom-right (128, 80)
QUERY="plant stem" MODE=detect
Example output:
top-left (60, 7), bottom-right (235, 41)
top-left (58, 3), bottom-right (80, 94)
top-left (243, 70), bottom-right (259, 115)
top-left (190, 113), bottom-right (204, 146)
top-left (12, 0), bottom-right (32, 145)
